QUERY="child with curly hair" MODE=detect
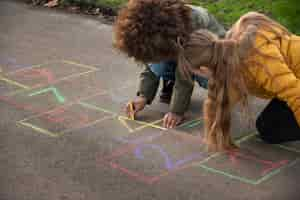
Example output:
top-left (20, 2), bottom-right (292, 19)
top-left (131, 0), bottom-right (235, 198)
top-left (178, 12), bottom-right (300, 151)
top-left (114, 0), bottom-right (225, 128)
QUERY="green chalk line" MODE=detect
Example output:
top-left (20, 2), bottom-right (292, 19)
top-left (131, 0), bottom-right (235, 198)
top-left (199, 164), bottom-right (257, 185)
top-left (178, 118), bottom-right (202, 128)
top-left (186, 120), bottom-right (203, 128)
top-left (252, 133), bottom-right (300, 154)
top-left (276, 144), bottom-right (300, 154)
top-left (28, 87), bottom-right (65, 103)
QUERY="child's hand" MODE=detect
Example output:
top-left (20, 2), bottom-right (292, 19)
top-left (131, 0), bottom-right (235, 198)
top-left (163, 112), bottom-right (184, 128)
top-left (125, 96), bottom-right (147, 119)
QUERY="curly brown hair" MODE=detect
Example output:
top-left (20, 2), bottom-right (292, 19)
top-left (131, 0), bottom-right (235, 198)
top-left (113, 0), bottom-right (193, 63)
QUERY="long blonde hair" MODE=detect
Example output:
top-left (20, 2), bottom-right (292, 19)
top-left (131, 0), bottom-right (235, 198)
top-left (178, 12), bottom-right (291, 151)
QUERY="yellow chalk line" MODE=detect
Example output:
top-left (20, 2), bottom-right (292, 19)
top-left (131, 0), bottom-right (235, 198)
top-left (0, 76), bottom-right (30, 89)
top-left (18, 121), bottom-right (59, 138)
top-left (118, 116), bottom-right (167, 131)
top-left (134, 118), bottom-right (164, 132)
top-left (62, 60), bottom-right (98, 71)
top-left (118, 116), bottom-right (134, 132)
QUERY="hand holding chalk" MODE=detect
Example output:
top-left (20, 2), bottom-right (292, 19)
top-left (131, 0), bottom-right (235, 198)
top-left (125, 97), bottom-right (147, 120)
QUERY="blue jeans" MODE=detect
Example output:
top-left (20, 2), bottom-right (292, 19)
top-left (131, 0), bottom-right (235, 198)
top-left (149, 61), bottom-right (208, 89)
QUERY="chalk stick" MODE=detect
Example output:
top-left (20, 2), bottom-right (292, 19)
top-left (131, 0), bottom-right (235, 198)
top-left (129, 102), bottom-right (135, 120)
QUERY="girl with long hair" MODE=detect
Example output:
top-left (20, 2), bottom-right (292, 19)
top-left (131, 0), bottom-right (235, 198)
top-left (178, 12), bottom-right (300, 151)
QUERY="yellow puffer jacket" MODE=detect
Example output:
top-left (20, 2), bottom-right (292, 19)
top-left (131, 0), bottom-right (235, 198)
top-left (245, 29), bottom-right (300, 125)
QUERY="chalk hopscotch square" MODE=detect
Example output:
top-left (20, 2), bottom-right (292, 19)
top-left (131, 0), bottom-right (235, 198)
top-left (88, 121), bottom-right (165, 160)
top-left (198, 134), bottom-right (299, 185)
top-left (103, 131), bottom-right (209, 184)
top-left (4, 60), bottom-right (97, 90)
top-left (18, 102), bottom-right (114, 137)
top-left (0, 87), bottom-right (69, 118)
top-left (17, 71), bottom-right (108, 109)
top-left (0, 72), bottom-right (115, 120)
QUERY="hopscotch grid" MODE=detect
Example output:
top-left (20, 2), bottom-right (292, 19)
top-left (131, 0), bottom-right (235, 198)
top-left (3, 60), bottom-right (216, 184)
top-left (16, 82), bottom-right (136, 137)
top-left (194, 132), bottom-right (300, 185)
top-left (18, 89), bottom-right (109, 123)
top-left (93, 118), bottom-right (261, 185)
top-left (99, 126), bottom-right (211, 185)
top-left (4, 65), bottom-right (100, 97)
top-left (10, 61), bottom-right (291, 185)
top-left (5, 69), bottom-right (99, 97)
top-left (17, 102), bottom-right (114, 137)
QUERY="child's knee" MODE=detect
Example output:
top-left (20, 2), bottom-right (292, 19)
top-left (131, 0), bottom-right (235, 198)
top-left (256, 116), bottom-right (281, 144)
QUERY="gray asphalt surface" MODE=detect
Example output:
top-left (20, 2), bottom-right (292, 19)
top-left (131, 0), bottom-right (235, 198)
top-left (0, 1), bottom-right (300, 200)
